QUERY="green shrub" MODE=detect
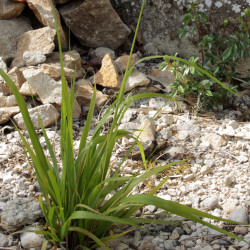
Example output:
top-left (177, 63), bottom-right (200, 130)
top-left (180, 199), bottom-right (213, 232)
top-left (163, 2), bottom-right (249, 111)
top-left (0, 0), bottom-right (248, 249)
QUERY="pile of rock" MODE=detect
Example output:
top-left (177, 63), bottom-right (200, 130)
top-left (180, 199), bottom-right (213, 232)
top-left (0, 0), bottom-right (149, 129)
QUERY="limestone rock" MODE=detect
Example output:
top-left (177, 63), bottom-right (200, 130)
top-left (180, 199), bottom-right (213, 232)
top-left (22, 69), bottom-right (62, 106)
top-left (201, 133), bottom-right (226, 150)
top-left (3, 67), bottom-right (26, 94)
top-left (13, 104), bottom-right (60, 129)
top-left (21, 227), bottom-right (46, 249)
top-left (134, 118), bottom-right (156, 143)
top-left (23, 68), bottom-right (81, 118)
top-left (228, 207), bottom-right (248, 223)
top-left (0, 57), bottom-right (7, 83)
top-left (125, 70), bottom-right (150, 92)
top-left (40, 50), bottom-right (85, 81)
top-left (0, 18), bottom-right (33, 62)
top-left (11, 27), bottom-right (56, 68)
top-left (0, 198), bottom-right (43, 232)
top-left (60, 0), bottom-right (131, 49)
top-left (26, 0), bottom-right (67, 49)
top-left (200, 197), bottom-right (219, 210)
top-left (0, 0), bottom-right (25, 20)
top-left (75, 79), bottom-right (108, 106)
top-left (0, 106), bottom-right (20, 124)
top-left (19, 81), bottom-right (37, 96)
top-left (94, 54), bottom-right (121, 89)
top-left (0, 233), bottom-right (13, 247)
top-left (115, 54), bottom-right (137, 73)
top-left (23, 51), bottom-right (46, 66)
top-left (0, 94), bottom-right (17, 108)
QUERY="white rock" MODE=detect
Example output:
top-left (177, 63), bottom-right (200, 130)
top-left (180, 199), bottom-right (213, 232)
top-left (228, 207), bottom-right (248, 223)
top-left (23, 51), bottom-right (46, 66)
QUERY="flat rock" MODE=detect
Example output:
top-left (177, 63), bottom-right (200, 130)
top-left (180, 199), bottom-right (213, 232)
top-left (115, 54), bottom-right (137, 73)
top-left (0, 198), bottom-right (43, 232)
top-left (23, 69), bottom-right (62, 106)
top-left (26, 0), bottom-right (67, 49)
top-left (60, 0), bottom-right (131, 49)
top-left (40, 50), bottom-right (85, 81)
top-left (201, 133), bottom-right (226, 150)
top-left (11, 27), bottom-right (56, 68)
top-left (13, 104), bottom-right (60, 129)
top-left (75, 79), bottom-right (108, 106)
top-left (0, 18), bottom-right (33, 62)
top-left (0, 106), bottom-right (20, 124)
top-left (134, 118), bottom-right (156, 143)
top-left (0, 0), bottom-right (25, 19)
top-left (94, 54), bottom-right (121, 89)
top-left (125, 70), bottom-right (150, 92)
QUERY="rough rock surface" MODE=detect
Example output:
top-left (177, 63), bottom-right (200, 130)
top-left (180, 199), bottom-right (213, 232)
top-left (0, 198), bottom-right (43, 232)
top-left (20, 227), bottom-right (46, 249)
top-left (115, 53), bottom-right (137, 73)
top-left (60, 0), bottom-right (131, 49)
top-left (125, 70), bottom-right (150, 92)
top-left (0, 94), bottom-right (17, 108)
top-left (75, 79), bottom-right (109, 107)
top-left (0, 18), bottom-right (33, 62)
top-left (40, 50), bottom-right (85, 81)
top-left (26, 0), bottom-right (67, 49)
top-left (0, 106), bottom-right (20, 124)
top-left (23, 51), bottom-right (47, 66)
top-left (11, 27), bottom-right (56, 68)
top-left (13, 104), bottom-right (59, 129)
top-left (94, 54), bottom-right (121, 89)
top-left (0, 0), bottom-right (25, 20)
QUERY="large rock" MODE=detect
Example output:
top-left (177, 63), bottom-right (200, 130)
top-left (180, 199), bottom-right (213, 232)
top-left (0, 106), bottom-right (20, 124)
top-left (22, 69), bottom-right (62, 105)
top-left (23, 51), bottom-right (47, 66)
top-left (26, 0), bottom-right (67, 49)
top-left (75, 79), bottom-right (108, 106)
top-left (22, 68), bottom-right (81, 118)
top-left (20, 227), bottom-right (46, 249)
top-left (93, 54), bottom-right (121, 89)
top-left (0, 0), bottom-right (25, 19)
top-left (40, 50), bottom-right (85, 81)
top-left (13, 104), bottom-right (60, 129)
top-left (11, 27), bottom-right (56, 68)
top-left (0, 198), bottom-right (43, 232)
top-left (60, 0), bottom-right (131, 49)
top-left (0, 18), bottom-right (33, 62)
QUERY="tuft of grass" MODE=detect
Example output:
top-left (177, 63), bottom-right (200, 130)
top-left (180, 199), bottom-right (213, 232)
top-left (0, 0), bottom-right (248, 249)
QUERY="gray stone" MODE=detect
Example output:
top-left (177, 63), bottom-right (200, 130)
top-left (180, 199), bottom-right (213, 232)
top-left (60, 0), bottom-right (131, 49)
top-left (21, 227), bottom-right (46, 249)
top-left (200, 197), bottom-right (219, 210)
top-left (13, 104), bottom-right (60, 130)
top-left (91, 47), bottom-right (115, 60)
top-left (164, 240), bottom-right (175, 250)
top-left (0, 233), bottom-right (13, 247)
top-left (0, 57), bottom-right (7, 82)
top-left (234, 226), bottom-right (248, 235)
top-left (0, 198), bottom-right (43, 232)
top-left (228, 207), bottom-right (248, 223)
top-left (0, 18), bottom-right (33, 62)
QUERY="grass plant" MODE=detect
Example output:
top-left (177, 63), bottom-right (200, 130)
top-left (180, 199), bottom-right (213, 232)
top-left (0, 0), bottom-right (248, 249)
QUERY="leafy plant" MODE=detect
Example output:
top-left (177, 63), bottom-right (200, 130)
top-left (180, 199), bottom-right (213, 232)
top-left (165, 2), bottom-right (249, 111)
top-left (0, 0), bottom-right (248, 249)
